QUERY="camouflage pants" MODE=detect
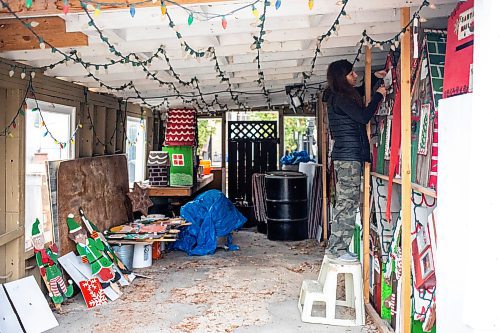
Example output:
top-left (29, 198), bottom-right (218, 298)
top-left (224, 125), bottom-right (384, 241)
top-left (326, 160), bottom-right (362, 256)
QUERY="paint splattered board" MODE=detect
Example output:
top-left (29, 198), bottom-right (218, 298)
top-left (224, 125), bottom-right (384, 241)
top-left (57, 155), bottom-right (133, 255)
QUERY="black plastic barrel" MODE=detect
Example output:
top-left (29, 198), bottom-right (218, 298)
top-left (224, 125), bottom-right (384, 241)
top-left (265, 171), bottom-right (308, 241)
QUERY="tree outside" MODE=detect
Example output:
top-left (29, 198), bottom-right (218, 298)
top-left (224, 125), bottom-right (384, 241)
top-left (197, 119), bottom-right (217, 156)
top-left (284, 117), bottom-right (308, 153)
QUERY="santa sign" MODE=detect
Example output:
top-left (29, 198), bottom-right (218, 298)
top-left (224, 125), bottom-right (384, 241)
top-left (443, 0), bottom-right (474, 99)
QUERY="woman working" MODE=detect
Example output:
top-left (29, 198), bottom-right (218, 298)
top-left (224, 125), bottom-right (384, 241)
top-left (323, 59), bottom-right (387, 262)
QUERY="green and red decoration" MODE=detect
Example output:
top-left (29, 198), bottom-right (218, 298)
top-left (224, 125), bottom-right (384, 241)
top-left (31, 218), bottom-right (74, 307)
top-left (67, 214), bottom-right (116, 283)
top-left (79, 277), bottom-right (108, 308)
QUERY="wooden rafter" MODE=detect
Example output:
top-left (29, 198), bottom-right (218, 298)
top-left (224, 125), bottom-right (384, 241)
top-left (0, 16), bottom-right (88, 51)
top-left (0, 0), bottom-right (232, 18)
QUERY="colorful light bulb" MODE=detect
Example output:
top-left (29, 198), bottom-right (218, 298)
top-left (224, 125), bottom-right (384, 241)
top-left (94, 5), bottom-right (101, 17)
top-left (251, 5), bottom-right (259, 18)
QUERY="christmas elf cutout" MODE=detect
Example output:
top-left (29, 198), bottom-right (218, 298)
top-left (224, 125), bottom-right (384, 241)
top-left (67, 214), bottom-right (116, 283)
top-left (31, 218), bottom-right (74, 307)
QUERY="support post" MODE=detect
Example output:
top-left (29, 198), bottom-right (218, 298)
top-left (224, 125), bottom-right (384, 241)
top-left (278, 108), bottom-right (285, 162)
top-left (221, 111), bottom-right (227, 194)
top-left (221, 111), bottom-right (227, 170)
top-left (319, 97), bottom-right (328, 241)
top-left (400, 7), bottom-right (412, 333)
top-left (79, 103), bottom-right (94, 157)
top-left (4, 88), bottom-right (25, 281)
top-left (363, 46), bottom-right (372, 303)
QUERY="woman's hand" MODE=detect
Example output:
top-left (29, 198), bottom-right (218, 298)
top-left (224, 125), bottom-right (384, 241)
top-left (376, 86), bottom-right (387, 98)
top-left (374, 70), bottom-right (387, 79)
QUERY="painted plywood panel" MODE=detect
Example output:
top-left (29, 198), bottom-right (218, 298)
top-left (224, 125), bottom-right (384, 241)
top-left (436, 94), bottom-right (474, 333)
top-left (0, 285), bottom-right (23, 333)
top-left (5, 88), bottom-right (24, 280)
top-left (47, 160), bottom-right (62, 247)
top-left (3, 276), bottom-right (58, 333)
top-left (0, 87), bottom-right (7, 278)
top-left (57, 155), bottom-right (132, 255)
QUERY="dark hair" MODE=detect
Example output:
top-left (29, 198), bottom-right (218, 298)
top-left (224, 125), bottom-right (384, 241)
top-left (327, 59), bottom-right (362, 106)
top-left (68, 228), bottom-right (87, 242)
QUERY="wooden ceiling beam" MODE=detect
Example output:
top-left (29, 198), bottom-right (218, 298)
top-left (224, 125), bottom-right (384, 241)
top-left (0, 0), bottom-right (232, 19)
top-left (0, 16), bottom-right (88, 51)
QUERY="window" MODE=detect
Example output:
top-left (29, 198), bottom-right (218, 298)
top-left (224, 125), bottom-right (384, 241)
top-left (24, 100), bottom-right (76, 250)
top-left (284, 116), bottom-right (317, 160)
top-left (126, 116), bottom-right (147, 186)
top-left (172, 154), bottom-right (185, 166)
top-left (197, 118), bottom-right (222, 167)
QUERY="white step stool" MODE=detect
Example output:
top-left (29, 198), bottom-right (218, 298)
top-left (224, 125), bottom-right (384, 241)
top-left (298, 255), bottom-right (365, 326)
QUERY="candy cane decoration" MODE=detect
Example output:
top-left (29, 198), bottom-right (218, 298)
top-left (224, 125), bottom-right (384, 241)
top-left (390, 293), bottom-right (397, 316)
top-left (428, 116), bottom-right (438, 190)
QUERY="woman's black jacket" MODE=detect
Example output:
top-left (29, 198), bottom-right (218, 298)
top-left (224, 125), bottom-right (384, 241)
top-left (323, 88), bottom-right (383, 163)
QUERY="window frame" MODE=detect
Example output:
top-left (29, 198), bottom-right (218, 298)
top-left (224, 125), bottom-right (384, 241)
top-left (126, 116), bottom-right (147, 187)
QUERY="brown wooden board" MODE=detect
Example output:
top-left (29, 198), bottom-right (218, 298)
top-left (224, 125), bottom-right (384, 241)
top-left (0, 0), bottom-right (232, 18)
top-left (57, 155), bottom-right (132, 256)
top-left (0, 17), bottom-right (88, 52)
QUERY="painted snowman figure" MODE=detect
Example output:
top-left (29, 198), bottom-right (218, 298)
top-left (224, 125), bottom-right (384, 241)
top-left (32, 218), bottom-right (74, 304)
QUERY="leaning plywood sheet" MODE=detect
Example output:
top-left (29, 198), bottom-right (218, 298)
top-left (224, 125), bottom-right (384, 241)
top-left (47, 160), bottom-right (62, 247)
top-left (57, 155), bottom-right (132, 255)
top-left (3, 276), bottom-right (59, 333)
top-left (0, 285), bottom-right (23, 333)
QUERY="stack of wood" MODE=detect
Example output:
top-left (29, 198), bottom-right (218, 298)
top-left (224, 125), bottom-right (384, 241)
top-left (251, 173), bottom-right (267, 224)
top-left (104, 217), bottom-right (191, 245)
top-left (307, 165), bottom-right (323, 239)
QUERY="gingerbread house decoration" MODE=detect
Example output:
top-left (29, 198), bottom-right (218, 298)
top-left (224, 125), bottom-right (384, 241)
top-left (147, 151), bottom-right (170, 186)
top-left (162, 108), bottom-right (197, 186)
top-left (163, 109), bottom-right (197, 147)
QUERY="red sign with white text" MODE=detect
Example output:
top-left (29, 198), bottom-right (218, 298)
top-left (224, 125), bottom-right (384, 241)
top-left (443, 0), bottom-right (474, 99)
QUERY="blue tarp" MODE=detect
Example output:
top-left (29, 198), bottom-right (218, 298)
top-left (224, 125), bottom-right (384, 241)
top-left (173, 190), bottom-right (247, 256)
top-left (280, 150), bottom-right (315, 165)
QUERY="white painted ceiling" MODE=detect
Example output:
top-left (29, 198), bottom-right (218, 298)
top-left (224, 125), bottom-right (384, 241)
top-left (0, 0), bottom-right (459, 110)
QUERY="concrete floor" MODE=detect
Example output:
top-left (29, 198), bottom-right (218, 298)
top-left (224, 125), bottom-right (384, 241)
top-left (50, 230), bottom-right (380, 333)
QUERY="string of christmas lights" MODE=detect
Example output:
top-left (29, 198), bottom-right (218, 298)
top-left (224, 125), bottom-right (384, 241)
top-left (82, 88), bottom-right (120, 148)
top-left (252, 0), bottom-right (271, 107)
top-left (77, 0), bottom-right (262, 24)
top-left (210, 47), bottom-right (248, 111)
top-left (0, 78), bottom-right (34, 138)
top-left (353, 0), bottom-right (432, 63)
top-left (0, 76), bottom-right (84, 149)
top-left (4, 0), bottom-right (435, 112)
top-left (301, 0), bottom-right (351, 88)
top-left (122, 101), bottom-right (150, 147)
top-left (1, 0), bottom-right (334, 109)
top-left (0, 75), bottom-right (149, 150)
top-left (82, 3), bottom-right (233, 111)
